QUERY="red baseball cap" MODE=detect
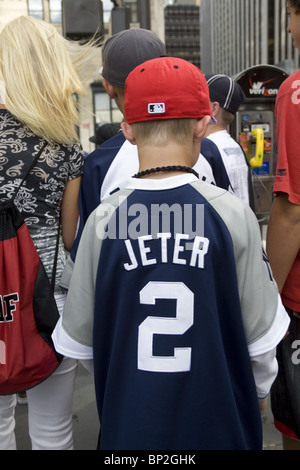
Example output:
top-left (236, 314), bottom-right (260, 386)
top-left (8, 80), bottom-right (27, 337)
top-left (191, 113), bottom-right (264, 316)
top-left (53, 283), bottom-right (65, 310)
top-left (124, 57), bottom-right (213, 124)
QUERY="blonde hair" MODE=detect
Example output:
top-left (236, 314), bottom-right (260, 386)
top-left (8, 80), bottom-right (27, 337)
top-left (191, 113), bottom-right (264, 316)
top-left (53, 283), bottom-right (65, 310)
top-left (132, 119), bottom-right (197, 147)
top-left (0, 16), bottom-right (99, 145)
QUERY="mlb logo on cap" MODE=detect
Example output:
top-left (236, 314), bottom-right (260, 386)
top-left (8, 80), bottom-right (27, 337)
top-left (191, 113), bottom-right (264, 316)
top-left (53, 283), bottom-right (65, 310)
top-left (148, 103), bottom-right (166, 115)
top-left (124, 56), bottom-right (213, 124)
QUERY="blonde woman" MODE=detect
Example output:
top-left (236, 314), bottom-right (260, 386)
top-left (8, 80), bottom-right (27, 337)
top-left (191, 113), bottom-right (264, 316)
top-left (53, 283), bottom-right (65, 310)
top-left (0, 16), bottom-right (98, 450)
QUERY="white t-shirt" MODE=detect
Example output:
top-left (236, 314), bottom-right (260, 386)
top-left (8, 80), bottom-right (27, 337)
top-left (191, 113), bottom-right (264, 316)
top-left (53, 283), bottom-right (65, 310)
top-left (207, 130), bottom-right (250, 204)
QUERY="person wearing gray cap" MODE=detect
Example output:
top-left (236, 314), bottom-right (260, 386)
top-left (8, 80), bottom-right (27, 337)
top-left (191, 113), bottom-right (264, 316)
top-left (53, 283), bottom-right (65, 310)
top-left (205, 74), bottom-right (254, 208)
top-left (100, 28), bottom-right (164, 88)
top-left (64, 29), bottom-right (231, 273)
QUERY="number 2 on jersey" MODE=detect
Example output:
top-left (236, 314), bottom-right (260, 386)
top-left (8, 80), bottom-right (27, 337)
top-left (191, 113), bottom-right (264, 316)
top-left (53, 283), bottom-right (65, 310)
top-left (138, 282), bottom-right (194, 373)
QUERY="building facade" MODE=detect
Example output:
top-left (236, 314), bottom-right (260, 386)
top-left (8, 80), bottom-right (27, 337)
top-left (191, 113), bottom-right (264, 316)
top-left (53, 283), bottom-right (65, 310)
top-left (0, 0), bottom-right (298, 152)
top-left (165, 2), bottom-right (200, 68)
top-left (0, 0), bottom-right (165, 153)
top-left (200, 0), bottom-right (299, 77)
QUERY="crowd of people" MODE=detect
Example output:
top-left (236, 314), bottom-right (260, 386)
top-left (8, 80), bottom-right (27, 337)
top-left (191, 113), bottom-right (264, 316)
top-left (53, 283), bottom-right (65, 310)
top-left (0, 0), bottom-right (299, 451)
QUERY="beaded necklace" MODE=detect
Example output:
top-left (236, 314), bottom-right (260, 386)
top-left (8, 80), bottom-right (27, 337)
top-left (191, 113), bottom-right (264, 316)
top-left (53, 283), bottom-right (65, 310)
top-left (133, 165), bottom-right (199, 179)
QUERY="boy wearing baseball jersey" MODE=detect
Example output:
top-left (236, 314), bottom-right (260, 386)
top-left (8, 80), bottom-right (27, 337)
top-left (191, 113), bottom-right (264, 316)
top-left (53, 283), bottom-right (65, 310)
top-left (53, 57), bottom-right (289, 450)
top-left (66, 29), bottom-right (231, 281)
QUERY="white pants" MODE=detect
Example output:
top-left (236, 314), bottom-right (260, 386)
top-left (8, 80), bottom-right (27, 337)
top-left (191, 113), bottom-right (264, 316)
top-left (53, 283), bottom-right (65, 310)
top-left (27, 356), bottom-right (77, 450)
top-left (0, 294), bottom-right (78, 450)
top-left (0, 394), bottom-right (16, 450)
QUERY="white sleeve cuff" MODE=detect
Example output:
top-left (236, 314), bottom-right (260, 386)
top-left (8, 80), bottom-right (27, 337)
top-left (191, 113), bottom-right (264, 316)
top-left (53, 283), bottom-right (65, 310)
top-left (248, 294), bottom-right (290, 356)
top-left (52, 317), bottom-right (93, 360)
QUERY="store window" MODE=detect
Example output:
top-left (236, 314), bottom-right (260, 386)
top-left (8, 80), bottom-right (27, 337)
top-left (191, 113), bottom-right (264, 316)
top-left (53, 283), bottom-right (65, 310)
top-left (49, 0), bottom-right (62, 23)
top-left (28, 0), bottom-right (44, 20)
top-left (92, 84), bottom-right (123, 127)
top-left (123, 0), bottom-right (138, 23)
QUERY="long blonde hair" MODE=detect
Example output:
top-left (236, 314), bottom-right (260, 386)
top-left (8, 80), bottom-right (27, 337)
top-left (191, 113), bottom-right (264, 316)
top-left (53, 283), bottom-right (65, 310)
top-left (0, 16), bottom-right (99, 145)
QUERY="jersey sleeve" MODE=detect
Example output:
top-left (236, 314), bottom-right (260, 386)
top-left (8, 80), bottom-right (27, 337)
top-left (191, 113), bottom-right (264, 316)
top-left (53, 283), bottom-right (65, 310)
top-left (199, 183), bottom-right (290, 354)
top-left (52, 207), bottom-right (101, 358)
top-left (200, 186), bottom-right (290, 398)
top-left (231, 204), bottom-right (289, 354)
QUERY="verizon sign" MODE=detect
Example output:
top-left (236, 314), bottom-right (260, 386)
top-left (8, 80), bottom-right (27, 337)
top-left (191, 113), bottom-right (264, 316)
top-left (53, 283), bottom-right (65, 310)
top-left (249, 81), bottom-right (279, 97)
top-left (235, 65), bottom-right (289, 100)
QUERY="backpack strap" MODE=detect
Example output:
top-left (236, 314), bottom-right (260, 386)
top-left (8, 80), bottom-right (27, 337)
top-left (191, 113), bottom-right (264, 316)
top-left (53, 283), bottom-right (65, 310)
top-left (51, 216), bottom-right (60, 290)
top-left (11, 141), bottom-right (60, 291)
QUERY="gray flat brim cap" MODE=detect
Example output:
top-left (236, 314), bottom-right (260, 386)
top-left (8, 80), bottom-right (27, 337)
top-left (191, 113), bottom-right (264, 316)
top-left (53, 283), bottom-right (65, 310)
top-left (101, 28), bottom-right (166, 88)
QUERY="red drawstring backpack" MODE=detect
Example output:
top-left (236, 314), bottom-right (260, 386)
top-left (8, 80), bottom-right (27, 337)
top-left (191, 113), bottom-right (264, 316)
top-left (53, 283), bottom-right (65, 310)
top-left (0, 142), bottom-right (63, 394)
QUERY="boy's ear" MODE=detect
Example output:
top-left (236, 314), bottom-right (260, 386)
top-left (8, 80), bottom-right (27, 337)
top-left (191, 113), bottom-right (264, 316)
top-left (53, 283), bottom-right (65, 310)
top-left (121, 121), bottom-right (137, 145)
top-left (211, 101), bottom-right (220, 117)
top-left (194, 116), bottom-right (212, 142)
top-left (102, 78), bottom-right (118, 99)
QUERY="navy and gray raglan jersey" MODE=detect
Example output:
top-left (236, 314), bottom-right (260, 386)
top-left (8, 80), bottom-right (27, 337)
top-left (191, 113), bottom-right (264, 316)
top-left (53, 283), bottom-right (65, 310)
top-left (69, 132), bottom-right (231, 264)
top-left (53, 175), bottom-right (289, 450)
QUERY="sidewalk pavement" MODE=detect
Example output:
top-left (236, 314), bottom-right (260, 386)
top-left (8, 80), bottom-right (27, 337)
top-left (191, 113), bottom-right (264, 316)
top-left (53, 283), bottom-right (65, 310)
top-left (15, 362), bottom-right (283, 450)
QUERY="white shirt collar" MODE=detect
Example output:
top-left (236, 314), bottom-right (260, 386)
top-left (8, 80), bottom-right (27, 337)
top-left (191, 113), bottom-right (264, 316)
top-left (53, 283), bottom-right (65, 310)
top-left (125, 173), bottom-right (198, 191)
